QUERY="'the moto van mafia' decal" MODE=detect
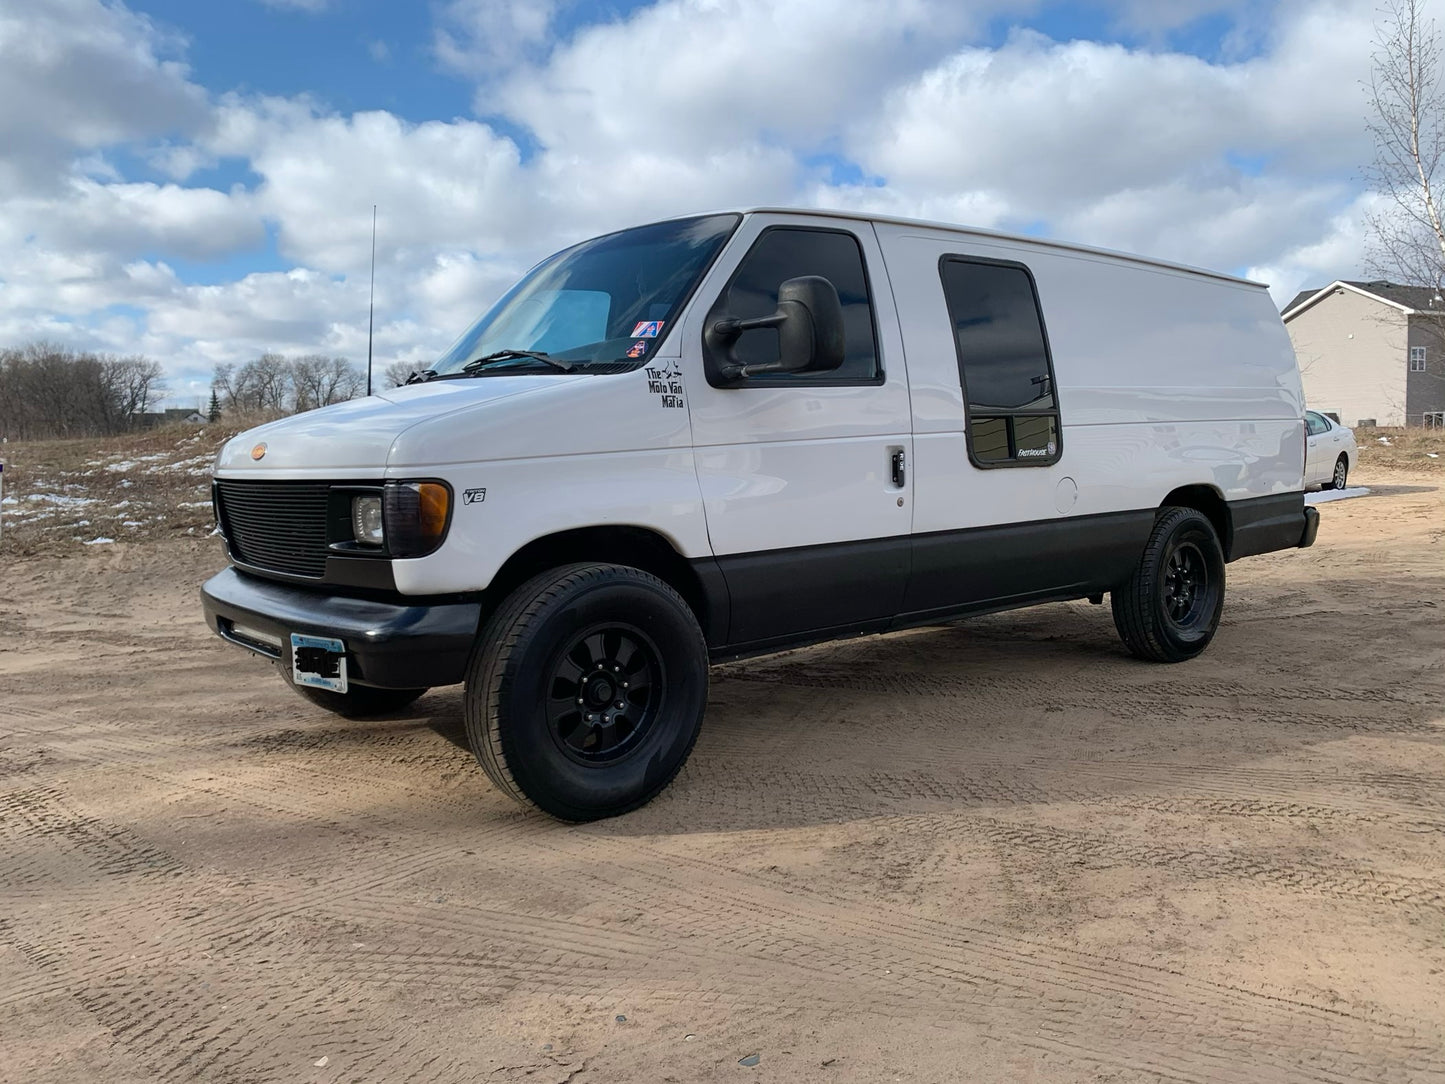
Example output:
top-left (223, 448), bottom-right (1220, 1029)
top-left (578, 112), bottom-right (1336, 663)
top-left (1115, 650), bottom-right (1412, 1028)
top-left (645, 360), bottom-right (685, 409)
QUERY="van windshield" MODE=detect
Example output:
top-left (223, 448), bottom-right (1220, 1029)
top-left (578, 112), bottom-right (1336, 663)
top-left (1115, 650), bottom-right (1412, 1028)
top-left (429, 214), bottom-right (740, 377)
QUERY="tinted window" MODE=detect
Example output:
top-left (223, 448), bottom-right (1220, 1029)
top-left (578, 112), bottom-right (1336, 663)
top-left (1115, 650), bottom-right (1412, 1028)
top-left (1305, 412), bottom-right (1328, 436)
top-left (941, 260), bottom-right (1055, 411)
top-left (715, 228), bottom-right (879, 382)
top-left (940, 257), bottom-right (1061, 467)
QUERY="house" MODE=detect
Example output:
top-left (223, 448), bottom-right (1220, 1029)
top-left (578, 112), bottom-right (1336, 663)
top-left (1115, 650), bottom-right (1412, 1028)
top-left (137, 407), bottom-right (209, 428)
top-left (1282, 280), bottom-right (1445, 427)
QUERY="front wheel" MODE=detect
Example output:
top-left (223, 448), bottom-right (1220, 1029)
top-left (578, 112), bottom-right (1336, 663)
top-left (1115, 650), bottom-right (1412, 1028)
top-left (1111, 507), bottom-right (1225, 663)
top-left (1331, 455), bottom-right (1349, 490)
top-left (464, 563), bottom-right (708, 821)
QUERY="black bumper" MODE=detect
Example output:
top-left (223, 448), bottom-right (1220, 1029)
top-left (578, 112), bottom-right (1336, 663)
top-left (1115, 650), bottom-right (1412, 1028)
top-left (200, 567), bottom-right (481, 689)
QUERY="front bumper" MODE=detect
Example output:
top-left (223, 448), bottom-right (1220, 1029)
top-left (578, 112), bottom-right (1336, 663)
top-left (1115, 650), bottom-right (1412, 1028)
top-left (200, 567), bottom-right (481, 689)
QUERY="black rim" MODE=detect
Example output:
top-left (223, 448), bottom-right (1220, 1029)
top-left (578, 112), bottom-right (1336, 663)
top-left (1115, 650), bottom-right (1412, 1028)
top-left (1161, 541), bottom-right (1211, 628)
top-left (544, 623), bottom-right (662, 765)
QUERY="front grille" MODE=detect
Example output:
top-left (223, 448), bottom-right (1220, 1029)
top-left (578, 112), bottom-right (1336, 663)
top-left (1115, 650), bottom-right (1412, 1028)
top-left (215, 479), bottom-right (333, 578)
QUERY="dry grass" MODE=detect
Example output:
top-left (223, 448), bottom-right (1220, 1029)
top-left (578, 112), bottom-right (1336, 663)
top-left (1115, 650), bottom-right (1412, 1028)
top-left (0, 421), bottom-right (244, 557)
top-left (1350, 426), bottom-right (1445, 474)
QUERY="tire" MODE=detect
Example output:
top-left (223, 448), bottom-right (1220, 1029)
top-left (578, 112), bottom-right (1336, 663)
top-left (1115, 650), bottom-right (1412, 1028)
top-left (1331, 455), bottom-right (1349, 490)
top-left (464, 563), bottom-right (708, 821)
top-left (279, 666), bottom-right (428, 718)
top-left (1111, 507), bottom-right (1226, 663)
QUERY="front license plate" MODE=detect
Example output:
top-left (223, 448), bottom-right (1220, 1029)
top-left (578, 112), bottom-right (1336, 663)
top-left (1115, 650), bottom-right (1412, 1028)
top-left (291, 633), bottom-right (348, 693)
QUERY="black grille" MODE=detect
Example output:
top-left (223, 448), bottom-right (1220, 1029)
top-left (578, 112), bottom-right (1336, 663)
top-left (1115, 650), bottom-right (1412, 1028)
top-left (216, 479), bottom-right (333, 578)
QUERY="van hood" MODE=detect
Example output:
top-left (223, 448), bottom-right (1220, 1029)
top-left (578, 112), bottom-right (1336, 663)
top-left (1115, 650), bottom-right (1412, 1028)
top-left (214, 375), bottom-right (581, 473)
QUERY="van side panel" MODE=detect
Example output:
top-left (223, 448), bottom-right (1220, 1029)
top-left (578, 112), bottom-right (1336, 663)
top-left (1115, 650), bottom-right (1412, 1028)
top-left (876, 224), bottom-right (1305, 544)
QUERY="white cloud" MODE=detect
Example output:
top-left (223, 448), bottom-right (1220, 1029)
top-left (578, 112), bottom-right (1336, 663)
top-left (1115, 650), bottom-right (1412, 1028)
top-left (0, 0), bottom-right (207, 194)
top-left (0, 0), bottom-right (1407, 406)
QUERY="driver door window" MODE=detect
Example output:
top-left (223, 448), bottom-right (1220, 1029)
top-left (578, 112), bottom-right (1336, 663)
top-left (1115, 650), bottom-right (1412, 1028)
top-left (705, 227), bottom-right (881, 386)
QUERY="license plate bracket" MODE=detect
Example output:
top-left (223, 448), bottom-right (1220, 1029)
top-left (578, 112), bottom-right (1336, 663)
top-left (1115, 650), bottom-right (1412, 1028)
top-left (291, 633), bottom-right (348, 693)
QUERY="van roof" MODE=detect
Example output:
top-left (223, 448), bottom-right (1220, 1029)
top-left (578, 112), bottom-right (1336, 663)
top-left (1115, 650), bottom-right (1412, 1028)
top-left (685, 206), bottom-right (1264, 290)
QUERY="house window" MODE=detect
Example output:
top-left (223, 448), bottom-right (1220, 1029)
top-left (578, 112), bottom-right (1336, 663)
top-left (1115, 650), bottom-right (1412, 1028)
top-left (1410, 346), bottom-right (1427, 372)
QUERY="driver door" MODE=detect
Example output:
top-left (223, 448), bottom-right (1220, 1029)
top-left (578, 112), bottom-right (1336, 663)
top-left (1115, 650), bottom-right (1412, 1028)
top-left (679, 215), bottom-right (913, 650)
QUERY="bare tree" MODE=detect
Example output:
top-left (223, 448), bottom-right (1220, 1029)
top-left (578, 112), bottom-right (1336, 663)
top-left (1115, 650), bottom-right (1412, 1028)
top-left (0, 343), bottom-right (168, 440)
top-left (103, 356), bottom-right (168, 422)
top-left (290, 355), bottom-right (364, 411)
top-left (1366, 0), bottom-right (1445, 289)
top-left (383, 360), bottom-right (416, 387)
top-left (1365, 0), bottom-right (1445, 425)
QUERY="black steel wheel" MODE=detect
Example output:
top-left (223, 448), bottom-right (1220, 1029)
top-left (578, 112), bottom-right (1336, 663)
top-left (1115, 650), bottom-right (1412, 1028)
top-left (544, 623), bottom-right (662, 764)
top-left (1111, 506), bottom-right (1225, 663)
top-left (465, 563), bottom-right (707, 821)
top-left (1331, 455), bottom-right (1349, 490)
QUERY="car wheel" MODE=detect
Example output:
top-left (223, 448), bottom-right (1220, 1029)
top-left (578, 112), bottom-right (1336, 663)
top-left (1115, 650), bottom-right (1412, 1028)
top-left (279, 666), bottom-right (428, 718)
top-left (464, 563), bottom-right (708, 821)
top-left (1111, 507), bottom-right (1226, 663)
top-left (1331, 455), bottom-right (1349, 490)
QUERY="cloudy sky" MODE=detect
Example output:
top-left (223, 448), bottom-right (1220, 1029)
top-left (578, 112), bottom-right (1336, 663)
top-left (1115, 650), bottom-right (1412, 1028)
top-left (0, 0), bottom-right (1400, 406)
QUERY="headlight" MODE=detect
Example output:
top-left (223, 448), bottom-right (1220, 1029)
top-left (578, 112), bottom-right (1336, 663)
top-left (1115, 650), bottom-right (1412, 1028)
top-left (351, 495), bottom-right (385, 546)
top-left (383, 481), bottom-right (450, 558)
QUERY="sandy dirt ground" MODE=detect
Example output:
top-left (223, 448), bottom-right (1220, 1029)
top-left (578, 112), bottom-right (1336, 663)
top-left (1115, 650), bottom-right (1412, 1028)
top-left (1, 472), bottom-right (1442, 1083)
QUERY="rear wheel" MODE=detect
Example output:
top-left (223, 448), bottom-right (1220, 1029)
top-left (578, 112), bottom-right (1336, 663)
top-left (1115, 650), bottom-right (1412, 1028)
top-left (465, 563), bottom-right (708, 821)
top-left (279, 666), bottom-right (428, 718)
top-left (1331, 455), bottom-right (1349, 490)
top-left (1111, 507), bottom-right (1225, 663)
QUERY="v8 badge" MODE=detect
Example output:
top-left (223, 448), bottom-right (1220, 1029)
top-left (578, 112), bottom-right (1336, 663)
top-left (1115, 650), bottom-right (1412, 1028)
top-left (463, 488), bottom-right (487, 505)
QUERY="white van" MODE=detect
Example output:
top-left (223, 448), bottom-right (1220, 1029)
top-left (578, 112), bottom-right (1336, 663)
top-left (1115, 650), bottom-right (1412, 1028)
top-left (202, 208), bottom-right (1318, 820)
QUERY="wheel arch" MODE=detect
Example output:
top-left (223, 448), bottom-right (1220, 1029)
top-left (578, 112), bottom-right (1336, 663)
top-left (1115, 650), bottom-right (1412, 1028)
top-left (1159, 484), bottom-right (1233, 560)
top-left (481, 525), bottom-right (725, 644)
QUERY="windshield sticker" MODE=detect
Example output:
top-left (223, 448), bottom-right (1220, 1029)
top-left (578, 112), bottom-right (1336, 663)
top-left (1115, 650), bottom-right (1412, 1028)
top-left (626, 340), bottom-right (649, 359)
top-left (645, 361), bottom-right (685, 409)
top-left (631, 320), bottom-right (665, 338)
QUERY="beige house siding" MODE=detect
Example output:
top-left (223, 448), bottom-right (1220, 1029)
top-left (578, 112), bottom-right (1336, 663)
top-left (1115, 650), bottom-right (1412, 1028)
top-left (1286, 289), bottom-right (1408, 427)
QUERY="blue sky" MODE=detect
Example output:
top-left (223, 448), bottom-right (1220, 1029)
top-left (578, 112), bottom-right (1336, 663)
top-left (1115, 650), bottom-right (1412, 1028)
top-left (0, 0), bottom-right (1386, 406)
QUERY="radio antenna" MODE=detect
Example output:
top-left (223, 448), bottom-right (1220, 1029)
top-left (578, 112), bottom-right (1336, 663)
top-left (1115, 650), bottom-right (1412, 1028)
top-left (366, 204), bottom-right (377, 396)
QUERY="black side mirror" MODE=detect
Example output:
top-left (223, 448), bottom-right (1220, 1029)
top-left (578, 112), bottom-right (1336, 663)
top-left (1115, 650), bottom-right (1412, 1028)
top-left (707, 275), bottom-right (846, 382)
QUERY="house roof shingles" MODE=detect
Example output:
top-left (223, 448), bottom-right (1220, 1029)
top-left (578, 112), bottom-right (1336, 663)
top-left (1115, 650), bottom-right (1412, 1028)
top-left (1282, 280), bottom-right (1445, 316)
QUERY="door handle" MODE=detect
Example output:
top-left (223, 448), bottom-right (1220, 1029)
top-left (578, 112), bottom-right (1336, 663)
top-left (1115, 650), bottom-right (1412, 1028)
top-left (891, 448), bottom-right (906, 488)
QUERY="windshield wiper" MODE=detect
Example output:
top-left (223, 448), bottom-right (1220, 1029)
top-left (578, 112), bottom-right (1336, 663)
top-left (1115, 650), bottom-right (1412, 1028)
top-left (462, 349), bottom-right (573, 374)
top-left (404, 368), bottom-right (438, 384)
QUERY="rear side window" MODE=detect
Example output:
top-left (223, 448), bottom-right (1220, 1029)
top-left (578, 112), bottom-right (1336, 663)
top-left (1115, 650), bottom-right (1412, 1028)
top-left (1305, 411), bottom-right (1329, 435)
top-left (708, 227), bottom-right (881, 384)
top-left (940, 257), bottom-right (1061, 467)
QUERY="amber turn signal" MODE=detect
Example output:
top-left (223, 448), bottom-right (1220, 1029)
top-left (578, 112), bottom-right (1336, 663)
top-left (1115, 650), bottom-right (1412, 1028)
top-left (382, 481), bottom-right (452, 558)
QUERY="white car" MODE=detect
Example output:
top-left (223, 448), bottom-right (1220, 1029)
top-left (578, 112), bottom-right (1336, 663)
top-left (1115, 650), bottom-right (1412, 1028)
top-left (202, 207), bottom-right (1317, 820)
top-left (1304, 410), bottom-right (1357, 490)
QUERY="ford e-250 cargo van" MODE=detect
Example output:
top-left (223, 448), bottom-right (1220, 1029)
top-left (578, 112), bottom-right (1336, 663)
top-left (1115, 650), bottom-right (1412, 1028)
top-left (202, 208), bottom-right (1318, 820)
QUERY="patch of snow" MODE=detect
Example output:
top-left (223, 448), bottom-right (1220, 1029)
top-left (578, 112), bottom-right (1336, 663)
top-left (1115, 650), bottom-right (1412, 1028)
top-left (1428, 453), bottom-right (1440, 459)
top-left (112, 499), bottom-right (131, 509)
top-left (73, 519), bottom-right (90, 527)
top-left (104, 460), bottom-right (140, 472)
top-left (26, 493), bottom-right (94, 508)
top-left (1376, 436), bottom-right (1392, 445)
top-left (178, 501), bottom-right (213, 508)
top-left (1306, 486), bottom-right (1370, 505)
top-left (82, 537), bottom-right (115, 545)
top-left (122, 520), bottom-right (144, 527)
top-left (119, 479), bottom-right (133, 488)
top-left (0, 496), bottom-right (15, 506)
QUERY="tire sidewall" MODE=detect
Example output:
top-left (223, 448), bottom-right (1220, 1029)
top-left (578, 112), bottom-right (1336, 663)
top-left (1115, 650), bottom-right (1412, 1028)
top-left (1153, 514), bottom-right (1224, 654)
top-left (490, 573), bottom-right (707, 819)
top-left (1332, 457), bottom-right (1348, 490)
